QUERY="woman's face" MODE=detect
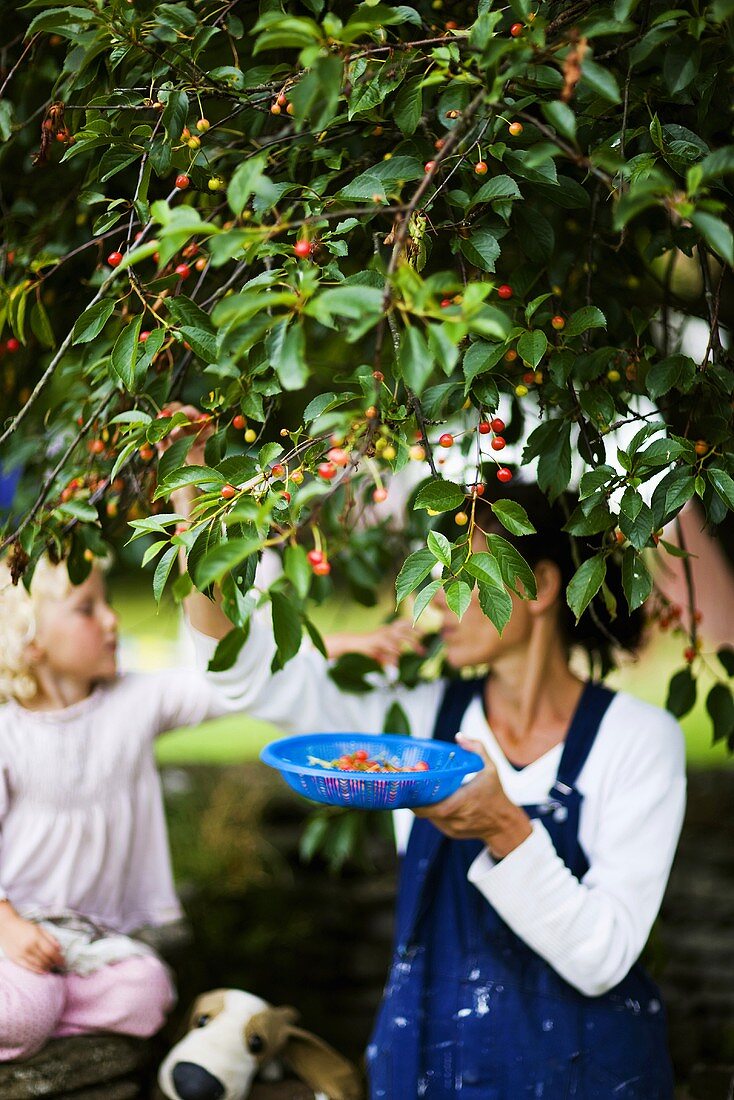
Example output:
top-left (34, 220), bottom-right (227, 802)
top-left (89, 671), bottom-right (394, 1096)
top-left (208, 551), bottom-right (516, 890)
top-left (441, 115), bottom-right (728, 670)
top-left (432, 533), bottom-right (561, 670)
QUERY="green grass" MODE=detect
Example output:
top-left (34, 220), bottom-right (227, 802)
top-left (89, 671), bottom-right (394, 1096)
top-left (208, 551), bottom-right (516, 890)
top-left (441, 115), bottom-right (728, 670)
top-left (108, 577), bottom-right (730, 769)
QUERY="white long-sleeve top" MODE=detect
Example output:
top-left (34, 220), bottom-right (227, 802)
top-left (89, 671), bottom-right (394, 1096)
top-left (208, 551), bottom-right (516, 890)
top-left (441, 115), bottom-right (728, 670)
top-left (190, 617), bottom-right (686, 997)
top-left (0, 671), bottom-right (230, 934)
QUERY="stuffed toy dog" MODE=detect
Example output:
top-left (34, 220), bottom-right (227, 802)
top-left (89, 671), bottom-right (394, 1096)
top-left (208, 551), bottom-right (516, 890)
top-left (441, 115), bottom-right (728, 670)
top-left (158, 989), bottom-right (363, 1100)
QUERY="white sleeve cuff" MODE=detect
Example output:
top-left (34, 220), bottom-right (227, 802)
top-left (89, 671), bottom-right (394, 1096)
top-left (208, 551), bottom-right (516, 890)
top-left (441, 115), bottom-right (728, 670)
top-left (467, 818), bottom-right (551, 893)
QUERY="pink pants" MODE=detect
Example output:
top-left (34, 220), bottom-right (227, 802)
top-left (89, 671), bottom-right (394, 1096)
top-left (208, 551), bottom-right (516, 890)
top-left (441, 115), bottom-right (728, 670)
top-left (0, 954), bottom-right (175, 1061)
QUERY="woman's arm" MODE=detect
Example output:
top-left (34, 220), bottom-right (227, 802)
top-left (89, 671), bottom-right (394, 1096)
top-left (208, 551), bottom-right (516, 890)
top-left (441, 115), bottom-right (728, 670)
top-left (464, 702), bottom-right (686, 997)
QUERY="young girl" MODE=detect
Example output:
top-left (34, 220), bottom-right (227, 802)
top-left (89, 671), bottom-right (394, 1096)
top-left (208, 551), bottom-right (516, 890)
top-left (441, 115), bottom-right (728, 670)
top-left (171, 464), bottom-right (686, 1099)
top-left (0, 555), bottom-right (245, 1062)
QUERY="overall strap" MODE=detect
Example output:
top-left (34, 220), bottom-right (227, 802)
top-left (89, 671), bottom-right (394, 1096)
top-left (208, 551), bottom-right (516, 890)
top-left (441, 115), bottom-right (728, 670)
top-left (554, 681), bottom-right (615, 792)
top-left (431, 677), bottom-right (485, 744)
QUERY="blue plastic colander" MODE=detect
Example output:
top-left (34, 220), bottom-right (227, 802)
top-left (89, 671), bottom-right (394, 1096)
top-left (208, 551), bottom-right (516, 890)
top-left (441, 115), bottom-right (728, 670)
top-left (260, 733), bottom-right (483, 809)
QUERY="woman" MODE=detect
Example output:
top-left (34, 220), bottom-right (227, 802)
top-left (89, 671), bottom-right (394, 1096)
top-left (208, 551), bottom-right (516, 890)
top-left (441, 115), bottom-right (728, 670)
top-left (171, 471), bottom-right (685, 1099)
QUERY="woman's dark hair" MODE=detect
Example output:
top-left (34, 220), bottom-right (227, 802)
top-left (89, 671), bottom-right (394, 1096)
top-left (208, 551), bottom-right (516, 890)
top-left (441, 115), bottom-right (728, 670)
top-left (467, 479), bottom-right (644, 676)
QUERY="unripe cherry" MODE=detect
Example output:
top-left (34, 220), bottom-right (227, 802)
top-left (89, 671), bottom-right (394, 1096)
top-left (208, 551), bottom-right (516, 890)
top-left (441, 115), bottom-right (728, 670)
top-left (277, 93), bottom-right (287, 107)
top-left (195, 257), bottom-right (207, 271)
top-left (270, 103), bottom-right (281, 115)
top-left (497, 284), bottom-right (513, 299)
top-left (694, 440), bottom-right (708, 456)
top-left (515, 383), bottom-right (529, 397)
top-left (89, 438), bottom-right (105, 455)
top-left (270, 463), bottom-right (285, 478)
top-left (504, 349), bottom-right (517, 362)
top-left (551, 315), bottom-right (565, 330)
top-left (474, 161), bottom-right (488, 175)
top-left (373, 487), bottom-right (388, 503)
top-left (455, 511), bottom-right (468, 526)
top-left (508, 121), bottom-right (524, 136)
top-left (365, 405), bottom-right (378, 420)
top-left (327, 447), bottom-right (349, 467)
top-left (196, 118), bottom-right (210, 132)
top-left (175, 174), bottom-right (190, 190)
top-left (107, 251), bottom-right (123, 267)
top-left (438, 433), bottom-right (454, 448)
top-left (291, 468), bottom-right (304, 485)
top-left (244, 428), bottom-right (257, 443)
top-left (497, 467), bottom-right (513, 483)
top-left (424, 160), bottom-right (436, 173)
top-left (491, 436), bottom-right (506, 450)
top-left (409, 445), bottom-right (426, 462)
top-left (607, 369), bottom-right (621, 383)
top-left (313, 560), bottom-right (331, 576)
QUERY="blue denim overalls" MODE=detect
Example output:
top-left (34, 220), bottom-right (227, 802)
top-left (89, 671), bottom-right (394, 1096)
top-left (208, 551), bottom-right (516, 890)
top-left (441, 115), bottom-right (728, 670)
top-left (367, 679), bottom-right (674, 1098)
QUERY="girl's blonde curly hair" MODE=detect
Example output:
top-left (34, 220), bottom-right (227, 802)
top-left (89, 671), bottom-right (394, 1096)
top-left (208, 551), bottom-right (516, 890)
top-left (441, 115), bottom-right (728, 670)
top-left (0, 557), bottom-right (73, 704)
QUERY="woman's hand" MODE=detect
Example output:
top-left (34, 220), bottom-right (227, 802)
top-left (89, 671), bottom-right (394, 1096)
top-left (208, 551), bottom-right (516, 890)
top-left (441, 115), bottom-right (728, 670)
top-left (325, 621), bottom-right (426, 666)
top-left (413, 734), bottom-right (532, 858)
top-left (0, 905), bottom-right (64, 974)
top-left (156, 402), bottom-right (214, 467)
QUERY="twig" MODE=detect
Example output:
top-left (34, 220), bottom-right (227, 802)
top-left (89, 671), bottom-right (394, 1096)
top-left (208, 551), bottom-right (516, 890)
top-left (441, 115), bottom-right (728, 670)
top-left (0, 33), bottom-right (40, 98)
top-left (675, 515), bottom-right (698, 649)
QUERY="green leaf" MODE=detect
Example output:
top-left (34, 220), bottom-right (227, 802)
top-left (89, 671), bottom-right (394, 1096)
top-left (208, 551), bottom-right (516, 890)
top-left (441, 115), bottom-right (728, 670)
top-left (464, 551), bottom-right (504, 590)
top-left (427, 530), bottom-right (452, 569)
top-left (621, 548), bottom-right (653, 611)
top-left (414, 480), bottom-right (466, 513)
top-left (110, 316), bottom-right (143, 391)
top-left (517, 330), bottom-right (548, 369)
top-left (152, 546), bottom-right (178, 603)
top-left (567, 554), bottom-right (606, 621)
top-left (706, 683), bottom-right (734, 743)
top-left (271, 590), bottom-right (303, 671)
top-left (541, 101), bottom-right (577, 141)
top-left (206, 627), bottom-right (249, 672)
top-left (619, 487), bottom-right (654, 550)
top-left (477, 579), bottom-right (513, 635)
top-left (491, 500), bottom-right (536, 536)
top-left (394, 75), bottom-right (423, 135)
top-left (269, 322), bottom-right (309, 391)
top-left (399, 325), bottom-right (432, 395)
top-left (580, 59), bottom-right (621, 103)
top-left (666, 668), bottom-right (696, 718)
top-left (284, 544), bottom-right (311, 600)
top-left (227, 154), bottom-right (269, 217)
top-left (303, 391), bottom-right (358, 422)
top-left (646, 354), bottom-right (695, 400)
top-left (445, 579), bottom-right (472, 621)
top-left (690, 212), bottom-right (734, 266)
top-left (396, 548), bottom-right (436, 605)
top-left (709, 467), bottom-right (734, 510)
top-left (462, 341), bottom-right (504, 390)
top-left (487, 534), bottom-right (537, 599)
top-left (161, 90), bottom-right (188, 141)
top-left (460, 229), bottom-right (501, 273)
top-left (563, 306), bottom-right (607, 338)
top-left (193, 537), bottom-right (259, 589)
top-left (72, 300), bottom-right (115, 345)
top-left (413, 579), bottom-right (441, 624)
top-left (469, 175), bottom-right (522, 206)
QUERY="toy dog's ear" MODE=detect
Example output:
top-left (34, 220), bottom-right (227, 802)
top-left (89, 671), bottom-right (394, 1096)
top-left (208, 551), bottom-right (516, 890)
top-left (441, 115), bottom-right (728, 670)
top-left (280, 1027), bottom-right (363, 1100)
top-left (245, 1005), bottom-right (300, 1061)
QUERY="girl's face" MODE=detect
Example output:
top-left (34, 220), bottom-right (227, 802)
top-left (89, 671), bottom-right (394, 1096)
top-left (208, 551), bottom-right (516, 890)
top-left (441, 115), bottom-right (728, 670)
top-left (29, 569), bottom-right (118, 686)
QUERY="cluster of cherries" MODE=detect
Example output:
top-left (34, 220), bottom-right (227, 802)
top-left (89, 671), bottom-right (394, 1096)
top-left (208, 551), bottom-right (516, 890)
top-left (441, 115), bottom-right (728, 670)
top-left (437, 417), bottom-right (512, 485)
top-left (314, 749), bottom-right (431, 774)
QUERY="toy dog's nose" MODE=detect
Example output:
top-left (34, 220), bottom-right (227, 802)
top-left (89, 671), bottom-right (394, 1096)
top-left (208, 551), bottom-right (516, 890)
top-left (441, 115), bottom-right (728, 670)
top-left (171, 1061), bottom-right (225, 1100)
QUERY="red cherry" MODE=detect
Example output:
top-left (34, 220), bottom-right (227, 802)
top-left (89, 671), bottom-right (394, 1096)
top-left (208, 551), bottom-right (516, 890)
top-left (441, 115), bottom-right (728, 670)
top-left (372, 487), bottom-right (388, 503)
top-left (270, 463), bottom-right (285, 478)
top-left (470, 484), bottom-right (485, 497)
top-left (293, 240), bottom-right (312, 258)
top-left (490, 417), bottom-right (505, 432)
top-left (175, 174), bottom-right (190, 190)
top-left (221, 484), bottom-right (237, 499)
top-left (372, 370), bottom-right (384, 382)
top-left (684, 646), bottom-right (696, 663)
top-left (491, 436), bottom-right (506, 450)
top-left (139, 331), bottom-right (151, 343)
top-left (354, 749), bottom-right (369, 762)
top-left (139, 444), bottom-right (155, 461)
top-left (5, 337), bottom-right (20, 352)
top-left (523, 371), bottom-right (535, 385)
top-left (478, 421), bottom-right (491, 435)
top-left (175, 263), bottom-right (191, 279)
top-left (232, 414), bottom-right (246, 430)
top-left (327, 447), bottom-right (349, 467)
top-left (551, 315), bottom-right (565, 331)
top-left (414, 760), bottom-right (430, 772)
top-left (438, 433), bottom-right (454, 448)
top-left (282, 491), bottom-right (291, 503)
top-left (424, 160), bottom-right (436, 173)
top-left (474, 161), bottom-right (488, 175)
top-left (313, 560), bottom-right (331, 576)
top-left (497, 284), bottom-right (513, 299)
top-left (307, 550), bottom-right (324, 566)
top-left (89, 439), bottom-right (105, 455)
top-left (107, 251), bottom-right (123, 267)
top-left (317, 462), bottom-right (337, 480)
top-left (510, 22), bottom-right (523, 36)
top-left (496, 467), bottom-right (513, 483)
top-left (440, 298), bottom-right (453, 308)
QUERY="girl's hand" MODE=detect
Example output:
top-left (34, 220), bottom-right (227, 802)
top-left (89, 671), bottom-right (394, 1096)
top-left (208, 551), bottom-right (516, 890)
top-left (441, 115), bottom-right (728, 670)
top-left (325, 621), bottom-right (426, 666)
top-left (156, 402), bottom-right (214, 466)
top-left (0, 909), bottom-right (64, 974)
top-left (413, 734), bottom-right (532, 858)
